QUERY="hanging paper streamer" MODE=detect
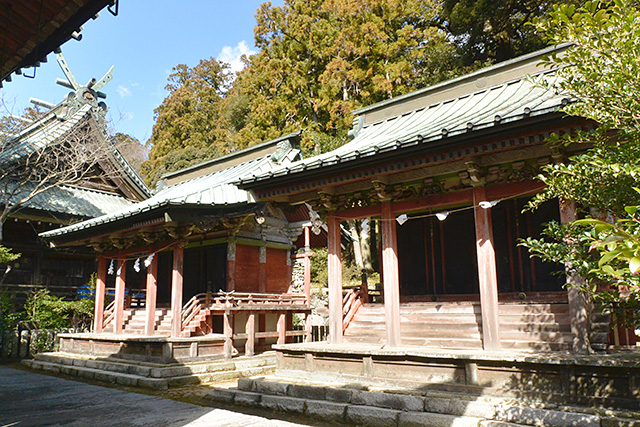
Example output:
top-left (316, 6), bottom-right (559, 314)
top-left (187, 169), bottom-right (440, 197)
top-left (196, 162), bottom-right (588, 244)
top-left (396, 214), bottom-right (408, 225)
top-left (436, 211), bottom-right (450, 221)
top-left (116, 264), bottom-right (122, 276)
top-left (479, 200), bottom-right (500, 209)
top-left (144, 253), bottom-right (155, 268)
top-left (133, 258), bottom-right (141, 273)
top-left (107, 259), bottom-right (114, 275)
top-left (361, 218), bottom-right (370, 233)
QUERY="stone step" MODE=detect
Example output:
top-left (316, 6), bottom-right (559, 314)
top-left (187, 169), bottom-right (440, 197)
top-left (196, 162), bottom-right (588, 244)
top-left (205, 377), bottom-right (629, 427)
top-left (24, 352), bottom-right (277, 389)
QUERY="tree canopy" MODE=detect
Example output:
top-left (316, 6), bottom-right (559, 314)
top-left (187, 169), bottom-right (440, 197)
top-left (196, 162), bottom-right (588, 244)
top-left (521, 0), bottom-right (640, 327)
top-left (143, 0), bottom-right (568, 185)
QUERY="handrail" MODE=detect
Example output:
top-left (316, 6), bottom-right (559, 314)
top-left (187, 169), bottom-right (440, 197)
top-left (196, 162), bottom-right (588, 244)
top-left (342, 287), bottom-right (363, 332)
top-left (102, 300), bottom-right (116, 329)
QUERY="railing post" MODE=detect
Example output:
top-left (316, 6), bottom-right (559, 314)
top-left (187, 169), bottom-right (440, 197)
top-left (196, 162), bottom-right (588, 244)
top-left (223, 303), bottom-right (233, 359)
top-left (245, 313), bottom-right (255, 356)
top-left (304, 312), bottom-right (312, 342)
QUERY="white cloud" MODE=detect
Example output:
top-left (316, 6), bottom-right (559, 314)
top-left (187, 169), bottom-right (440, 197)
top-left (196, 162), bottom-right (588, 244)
top-left (218, 41), bottom-right (257, 74)
top-left (117, 85), bottom-right (132, 98)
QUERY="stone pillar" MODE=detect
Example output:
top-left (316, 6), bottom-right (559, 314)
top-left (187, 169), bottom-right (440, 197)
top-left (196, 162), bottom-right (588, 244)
top-left (327, 214), bottom-right (343, 344)
top-left (171, 246), bottom-right (184, 338)
top-left (473, 187), bottom-right (501, 351)
top-left (93, 256), bottom-right (107, 333)
top-left (381, 203), bottom-right (401, 347)
top-left (559, 198), bottom-right (591, 354)
top-left (114, 259), bottom-right (126, 335)
top-left (144, 254), bottom-right (158, 336)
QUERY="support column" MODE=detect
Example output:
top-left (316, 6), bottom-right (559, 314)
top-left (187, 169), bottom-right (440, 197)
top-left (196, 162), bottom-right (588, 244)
top-left (245, 313), bottom-right (255, 356)
top-left (93, 256), bottom-right (107, 333)
top-left (304, 226), bottom-right (312, 304)
top-left (114, 259), bottom-right (126, 334)
top-left (144, 254), bottom-right (158, 336)
top-left (277, 312), bottom-right (286, 345)
top-left (381, 203), bottom-right (401, 347)
top-left (227, 239), bottom-right (236, 291)
top-left (559, 198), bottom-right (591, 354)
top-left (223, 305), bottom-right (233, 359)
top-left (259, 244), bottom-right (267, 292)
top-left (171, 246), bottom-right (184, 338)
top-left (473, 187), bottom-right (501, 351)
top-left (327, 214), bottom-right (343, 344)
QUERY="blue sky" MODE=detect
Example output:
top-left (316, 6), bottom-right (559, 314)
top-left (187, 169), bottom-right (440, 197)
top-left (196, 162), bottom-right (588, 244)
top-left (0, 1), bottom-right (282, 144)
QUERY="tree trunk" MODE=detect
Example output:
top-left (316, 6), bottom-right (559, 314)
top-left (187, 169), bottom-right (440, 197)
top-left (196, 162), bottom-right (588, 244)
top-left (347, 220), bottom-right (364, 270)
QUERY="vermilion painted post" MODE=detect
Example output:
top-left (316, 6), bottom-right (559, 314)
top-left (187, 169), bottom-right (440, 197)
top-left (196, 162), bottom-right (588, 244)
top-left (559, 198), bottom-right (590, 354)
top-left (245, 313), bottom-right (255, 356)
top-left (381, 203), bottom-right (401, 347)
top-left (144, 254), bottom-right (158, 336)
top-left (304, 226), bottom-right (312, 304)
top-left (171, 246), bottom-right (184, 338)
top-left (277, 312), bottom-right (286, 344)
top-left (259, 245), bottom-right (267, 292)
top-left (93, 256), bottom-right (106, 333)
top-left (114, 259), bottom-right (126, 334)
top-left (327, 214), bottom-right (343, 344)
top-left (473, 187), bottom-right (501, 351)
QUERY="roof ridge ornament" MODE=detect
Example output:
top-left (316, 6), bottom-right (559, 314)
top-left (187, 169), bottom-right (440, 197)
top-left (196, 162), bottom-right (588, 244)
top-left (53, 53), bottom-right (113, 119)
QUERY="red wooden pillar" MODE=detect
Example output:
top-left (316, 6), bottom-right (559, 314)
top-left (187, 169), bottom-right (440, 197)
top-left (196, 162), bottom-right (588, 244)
top-left (144, 254), bottom-right (158, 336)
top-left (171, 246), bottom-right (184, 338)
top-left (473, 187), bottom-right (501, 351)
top-left (381, 203), bottom-right (401, 347)
top-left (259, 244), bottom-right (267, 292)
top-left (93, 256), bottom-right (107, 333)
top-left (277, 312), bottom-right (286, 344)
top-left (303, 226), bottom-right (312, 304)
top-left (327, 214), bottom-right (343, 344)
top-left (114, 259), bottom-right (126, 334)
top-left (227, 240), bottom-right (236, 291)
top-left (559, 198), bottom-right (590, 354)
top-left (245, 313), bottom-right (255, 356)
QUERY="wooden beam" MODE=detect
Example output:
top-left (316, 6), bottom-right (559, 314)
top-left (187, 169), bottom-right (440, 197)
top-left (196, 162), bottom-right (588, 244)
top-left (144, 254), bottom-right (158, 336)
top-left (171, 246), bottom-right (184, 338)
top-left (259, 245), bottom-right (267, 293)
top-left (327, 214), bottom-right (343, 344)
top-left (100, 239), bottom-right (172, 258)
top-left (227, 240), bottom-right (236, 291)
top-left (93, 256), bottom-right (106, 333)
top-left (114, 259), bottom-right (126, 335)
top-left (381, 203), bottom-right (401, 347)
top-left (473, 187), bottom-right (501, 351)
top-left (559, 198), bottom-right (591, 354)
top-left (334, 204), bottom-right (382, 220)
top-left (392, 189), bottom-right (474, 214)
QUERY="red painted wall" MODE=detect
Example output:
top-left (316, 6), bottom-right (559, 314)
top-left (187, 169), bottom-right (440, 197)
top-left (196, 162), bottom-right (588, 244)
top-left (233, 244), bottom-right (290, 293)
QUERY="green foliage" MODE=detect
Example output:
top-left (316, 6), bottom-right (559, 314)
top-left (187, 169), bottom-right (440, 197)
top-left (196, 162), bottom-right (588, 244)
top-left (310, 246), bottom-right (368, 289)
top-left (523, 0), bottom-right (640, 326)
top-left (0, 244), bottom-right (19, 264)
top-left (24, 289), bottom-right (94, 331)
top-left (439, 0), bottom-right (572, 64)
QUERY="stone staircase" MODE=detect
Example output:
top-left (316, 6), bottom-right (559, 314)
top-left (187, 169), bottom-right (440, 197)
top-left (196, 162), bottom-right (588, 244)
top-left (103, 308), bottom-right (172, 335)
top-left (22, 351), bottom-right (276, 390)
top-left (344, 302), bottom-right (609, 352)
top-left (206, 376), bottom-right (640, 427)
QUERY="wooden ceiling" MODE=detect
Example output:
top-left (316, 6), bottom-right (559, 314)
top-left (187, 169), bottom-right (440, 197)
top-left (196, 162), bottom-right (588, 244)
top-left (0, 0), bottom-right (115, 83)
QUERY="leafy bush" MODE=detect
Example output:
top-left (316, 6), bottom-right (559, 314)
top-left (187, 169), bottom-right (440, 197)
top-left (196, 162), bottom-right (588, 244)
top-left (24, 289), bottom-right (94, 331)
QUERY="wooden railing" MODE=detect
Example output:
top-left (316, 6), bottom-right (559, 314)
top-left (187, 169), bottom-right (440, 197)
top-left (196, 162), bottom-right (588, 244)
top-left (180, 291), bottom-right (311, 358)
top-left (343, 287), bottom-right (364, 332)
top-left (102, 300), bottom-right (116, 329)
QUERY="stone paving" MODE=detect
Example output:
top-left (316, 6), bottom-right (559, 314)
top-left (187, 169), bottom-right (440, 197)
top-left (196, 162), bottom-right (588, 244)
top-left (0, 366), bottom-right (311, 426)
